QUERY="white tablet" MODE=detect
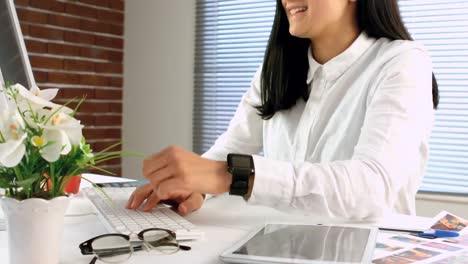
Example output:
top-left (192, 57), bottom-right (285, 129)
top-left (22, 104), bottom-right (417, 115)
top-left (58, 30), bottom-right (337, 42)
top-left (220, 223), bottom-right (377, 264)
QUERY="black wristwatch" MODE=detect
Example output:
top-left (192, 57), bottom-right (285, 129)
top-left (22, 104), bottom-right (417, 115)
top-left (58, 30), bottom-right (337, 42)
top-left (227, 154), bottom-right (255, 196)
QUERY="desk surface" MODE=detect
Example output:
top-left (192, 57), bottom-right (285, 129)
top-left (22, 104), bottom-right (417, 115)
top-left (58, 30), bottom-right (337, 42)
top-left (0, 174), bottom-right (434, 264)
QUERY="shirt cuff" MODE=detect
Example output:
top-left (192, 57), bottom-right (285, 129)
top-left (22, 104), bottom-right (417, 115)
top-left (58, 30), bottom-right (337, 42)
top-left (247, 155), bottom-right (295, 208)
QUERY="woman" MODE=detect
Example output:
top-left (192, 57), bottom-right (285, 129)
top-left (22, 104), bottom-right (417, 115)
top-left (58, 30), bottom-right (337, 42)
top-left (126, 0), bottom-right (438, 220)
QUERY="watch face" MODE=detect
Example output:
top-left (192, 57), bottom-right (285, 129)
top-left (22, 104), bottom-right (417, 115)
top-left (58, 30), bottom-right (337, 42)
top-left (228, 154), bottom-right (253, 169)
top-left (235, 157), bottom-right (252, 168)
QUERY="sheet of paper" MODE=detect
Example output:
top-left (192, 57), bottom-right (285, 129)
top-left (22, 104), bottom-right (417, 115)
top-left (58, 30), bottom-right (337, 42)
top-left (372, 211), bottom-right (468, 263)
top-left (430, 211), bottom-right (468, 234)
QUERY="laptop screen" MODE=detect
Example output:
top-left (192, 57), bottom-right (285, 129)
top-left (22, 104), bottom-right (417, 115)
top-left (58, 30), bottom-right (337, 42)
top-left (0, 0), bottom-right (32, 88)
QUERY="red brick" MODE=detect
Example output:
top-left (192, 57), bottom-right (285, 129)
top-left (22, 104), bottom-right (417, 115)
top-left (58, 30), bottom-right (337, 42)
top-left (109, 0), bottom-right (124, 11)
top-left (95, 62), bottom-right (122, 74)
top-left (83, 128), bottom-right (121, 139)
top-left (30, 25), bottom-right (63, 40)
top-left (48, 14), bottom-right (81, 29)
top-left (48, 43), bottom-right (80, 56)
top-left (78, 102), bottom-right (110, 113)
top-left (14, 0), bottom-right (29, 6)
top-left (74, 113), bottom-right (95, 125)
top-left (76, 115), bottom-right (94, 126)
top-left (16, 8), bottom-right (48, 24)
top-left (93, 141), bottom-right (122, 151)
top-left (98, 158), bottom-right (121, 166)
top-left (80, 75), bottom-right (109, 86)
top-left (95, 35), bottom-right (123, 49)
top-left (64, 31), bottom-right (94, 45)
top-left (109, 24), bottom-right (123, 36)
top-left (80, 47), bottom-right (107, 60)
top-left (109, 77), bottom-right (123, 87)
top-left (109, 102), bottom-right (122, 112)
top-left (33, 71), bottom-right (48, 83)
top-left (30, 56), bottom-right (63, 70)
top-left (48, 72), bottom-right (80, 84)
top-left (58, 88), bottom-right (94, 99)
top-left (64, 59), bottom-right (95, 72)
top-left (29, 0), bottom-right (65, 12)
top-left (20, 23), bottom-right (29, 36)
top-left (97, 9), bottom-right (123, 24)
top-left (95, 115), bottom-right (122, 126)
top-left (80, 20), bottom-right (111, 34)
top-left (108, 50), bottom-right (123, 62)
top-left (80, 0), bottom-right (110, 8)
top-left (95, 89), bottom-right (122, 100)
top-left (25, 40), bottom-right (47, 53)
top-left (65, 3), bottom-right (97, 19)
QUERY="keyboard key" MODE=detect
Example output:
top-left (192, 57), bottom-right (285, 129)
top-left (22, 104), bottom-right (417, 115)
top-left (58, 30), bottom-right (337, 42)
top-left (83, 187), bottom-right (204, 240)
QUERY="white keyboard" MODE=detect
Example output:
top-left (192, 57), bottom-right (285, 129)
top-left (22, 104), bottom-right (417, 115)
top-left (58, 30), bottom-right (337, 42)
top-left (83, 187), bottom-right (203, 241)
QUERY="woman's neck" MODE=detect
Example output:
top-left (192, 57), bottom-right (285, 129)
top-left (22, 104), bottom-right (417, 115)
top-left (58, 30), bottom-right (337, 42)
top-left (310, 21), bottom-right (361, 64)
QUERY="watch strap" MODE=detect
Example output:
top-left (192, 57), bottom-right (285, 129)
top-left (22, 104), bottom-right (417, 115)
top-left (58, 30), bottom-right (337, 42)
top-left (229, 167), bottom-right (251, 196)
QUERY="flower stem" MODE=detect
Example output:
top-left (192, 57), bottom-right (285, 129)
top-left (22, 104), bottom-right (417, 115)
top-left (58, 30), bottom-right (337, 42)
top-left (50, 162), bottom-right (56, 197)
top-left (13, 166), bottom-right (23, 182)
top-left (0, 130), bottom-right (5, 143)
top-left (80, 175), bottom-right (115, 205)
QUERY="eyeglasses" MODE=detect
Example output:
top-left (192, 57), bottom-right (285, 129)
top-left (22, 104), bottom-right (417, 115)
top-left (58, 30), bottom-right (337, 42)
top-left (79, 228), bottom-right (191, 264)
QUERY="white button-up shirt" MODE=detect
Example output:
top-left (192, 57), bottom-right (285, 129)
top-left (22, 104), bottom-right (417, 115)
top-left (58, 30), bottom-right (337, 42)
top-left (203, 32), bottom-right (434, 220)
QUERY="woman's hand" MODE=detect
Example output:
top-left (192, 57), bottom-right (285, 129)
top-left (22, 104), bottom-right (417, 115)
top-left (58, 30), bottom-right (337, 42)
top-left (142, 146), bottom-right (232, 197)
top-left (125, 183), bottom-right (205, 215)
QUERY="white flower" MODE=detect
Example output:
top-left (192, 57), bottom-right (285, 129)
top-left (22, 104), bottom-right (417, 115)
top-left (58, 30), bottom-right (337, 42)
top-left (36, 112), bottom-right (84, 162)
top-left (0, 109), bottom-right (26, 167)
top-left (44, 112), bottom-right (83, 145)
top-left (12, 84), bottom-right (72, 114)
top-left (37, 130), bottom-right (71, 162)
top-left (30, 85), bottom-right (58, 101)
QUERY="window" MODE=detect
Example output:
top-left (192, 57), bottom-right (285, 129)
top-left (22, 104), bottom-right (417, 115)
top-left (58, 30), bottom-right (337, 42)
top-left (399, 0), bottom-right (468, 194)
top-left (193, 0), bottom-right (274, 153)
top-left (193, 0), bottom-right (468, 194)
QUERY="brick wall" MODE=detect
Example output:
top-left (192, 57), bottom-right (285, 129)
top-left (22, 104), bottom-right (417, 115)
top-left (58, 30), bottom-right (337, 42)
top-left (14, 0), bottom-right (124, 176)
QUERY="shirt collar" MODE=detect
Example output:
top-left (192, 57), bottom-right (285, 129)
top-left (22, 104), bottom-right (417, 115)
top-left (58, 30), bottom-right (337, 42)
top-left (306, 31), bottom-right (376, 84)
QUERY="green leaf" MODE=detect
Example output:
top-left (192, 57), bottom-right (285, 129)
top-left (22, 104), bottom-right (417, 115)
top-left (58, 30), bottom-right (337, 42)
top-left (16, 173), bottom-right (40, 189)
top-left (80, 175), bottom-right (114, 205)
top-left (0, 178), bottom-right (12, 189)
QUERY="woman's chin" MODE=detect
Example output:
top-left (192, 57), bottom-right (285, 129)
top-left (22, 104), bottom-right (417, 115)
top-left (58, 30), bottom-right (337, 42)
top-left (288, 28), bottom-right (310, 39)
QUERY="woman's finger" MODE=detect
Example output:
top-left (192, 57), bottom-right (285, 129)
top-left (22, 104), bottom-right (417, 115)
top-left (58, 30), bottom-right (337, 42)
top-left (156, 178), bottom-right (186, 200)
top-left (126, 183), bottom-right (153, 209)
top-left (146, 165), bottom-right (174, 188)
top-left (126, 193), bottom-right (135, 209)
top-left (178, 193), bottom-right (204, 215)
top-left (142, 191), bottom-right (161, 212)
top-left (142, 152), bottom-right (167, 178)
top-left (142, 146), bottom-right (180, 178)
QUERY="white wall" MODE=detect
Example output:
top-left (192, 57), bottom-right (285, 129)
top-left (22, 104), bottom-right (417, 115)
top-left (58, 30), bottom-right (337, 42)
top-left (123, 0), bottom-right (195, 179)
top-left (416, 194), bottom-right (468, 220)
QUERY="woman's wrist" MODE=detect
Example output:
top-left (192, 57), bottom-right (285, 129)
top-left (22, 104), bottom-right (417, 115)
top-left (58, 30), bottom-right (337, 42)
top-left (214, 161), bottom-right (232, 194)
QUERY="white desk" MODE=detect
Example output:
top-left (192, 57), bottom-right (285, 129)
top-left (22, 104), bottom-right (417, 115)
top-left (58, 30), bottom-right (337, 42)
top-left (0, 174), bottom-right (434, 264)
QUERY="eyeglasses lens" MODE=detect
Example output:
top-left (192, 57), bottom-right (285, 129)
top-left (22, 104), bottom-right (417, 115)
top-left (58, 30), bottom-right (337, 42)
top-left (91, 236), bottom-right (132, 263)
top-left (143, 230), bottom-right (179, 254)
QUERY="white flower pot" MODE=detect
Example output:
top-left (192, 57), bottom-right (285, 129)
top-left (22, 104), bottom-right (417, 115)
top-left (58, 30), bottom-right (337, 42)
top-left (1, 196), bottom-right (71, 264)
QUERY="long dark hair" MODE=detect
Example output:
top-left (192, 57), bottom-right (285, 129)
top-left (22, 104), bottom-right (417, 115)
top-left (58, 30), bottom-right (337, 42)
top-left (257, 0), bottom-right (439, 119)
